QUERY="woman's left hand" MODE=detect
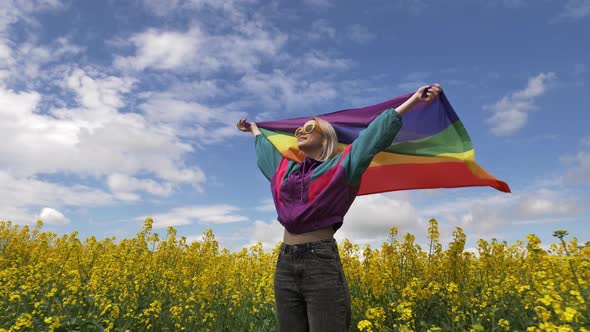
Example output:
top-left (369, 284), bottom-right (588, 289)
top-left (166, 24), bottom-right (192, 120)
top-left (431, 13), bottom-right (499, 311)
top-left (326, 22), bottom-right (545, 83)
top-left (415, 84), bottom-right (442, 103)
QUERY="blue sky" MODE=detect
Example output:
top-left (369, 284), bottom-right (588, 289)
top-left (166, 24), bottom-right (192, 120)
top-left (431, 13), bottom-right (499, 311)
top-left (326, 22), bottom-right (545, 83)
top-left (1, 0), bottom-right (589, 251)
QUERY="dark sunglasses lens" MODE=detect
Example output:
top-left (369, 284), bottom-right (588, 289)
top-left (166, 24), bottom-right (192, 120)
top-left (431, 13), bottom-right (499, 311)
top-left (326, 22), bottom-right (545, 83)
top-left (295, 128), bottom-right (303, 136)
top-left (304, 124), bottom-right (315, 133)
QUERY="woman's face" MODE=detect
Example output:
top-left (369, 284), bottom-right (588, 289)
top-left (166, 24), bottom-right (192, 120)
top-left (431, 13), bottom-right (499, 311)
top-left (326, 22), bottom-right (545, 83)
top-left (296, 120), bottom-right (323, 150)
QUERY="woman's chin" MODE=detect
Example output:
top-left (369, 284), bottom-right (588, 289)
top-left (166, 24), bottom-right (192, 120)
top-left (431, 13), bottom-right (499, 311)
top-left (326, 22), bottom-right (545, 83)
top-left (297, 143), bottom-right (312, 153)
top-left (298, 143), bottom-right (321, 154)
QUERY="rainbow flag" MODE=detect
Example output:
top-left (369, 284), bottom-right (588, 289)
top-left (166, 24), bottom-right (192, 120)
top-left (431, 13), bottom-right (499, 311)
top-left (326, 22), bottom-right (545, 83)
top-left (256, 92), bottom-right (510, 195)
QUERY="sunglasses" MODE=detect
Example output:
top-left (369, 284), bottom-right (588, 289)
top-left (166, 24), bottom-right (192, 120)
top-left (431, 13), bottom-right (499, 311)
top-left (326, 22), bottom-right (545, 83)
top-left (295, 122), bottom-right (321, 137)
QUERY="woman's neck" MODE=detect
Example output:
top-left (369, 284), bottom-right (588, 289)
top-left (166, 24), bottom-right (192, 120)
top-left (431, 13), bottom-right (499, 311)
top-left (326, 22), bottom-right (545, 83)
top-left (300, 147), bottom-right (322, 161)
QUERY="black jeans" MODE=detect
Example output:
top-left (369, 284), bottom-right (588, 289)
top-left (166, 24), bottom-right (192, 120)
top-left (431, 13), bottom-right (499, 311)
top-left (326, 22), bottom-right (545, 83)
top-left (274, 238), bottom-right (351, 332)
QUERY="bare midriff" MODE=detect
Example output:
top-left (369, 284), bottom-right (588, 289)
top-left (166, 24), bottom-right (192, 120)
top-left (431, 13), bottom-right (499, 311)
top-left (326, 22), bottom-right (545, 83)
top-left (282, 226), bottom-right (335, 245)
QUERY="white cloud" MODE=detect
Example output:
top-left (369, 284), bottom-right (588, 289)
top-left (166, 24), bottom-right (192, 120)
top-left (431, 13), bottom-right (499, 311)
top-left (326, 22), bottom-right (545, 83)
top-left (304, 0), bottom-right (333, 7)
top-left (10, 38), bottom-right (83, 85)
top-left (64, 67), bottom-right (135, 111)
top-left (142, 0), bottom-right (248, 20)
top-left (140, 98), bottom-right (213, 126)
top-left (141, 0), bottom-right (183, 17)
top-left (517, 189), bottom-right (583, 215)
top-left (513, 217), bottom-right (580, 226)
top-left (247, 219), bottom-right (284, 250)
top-left (182, 230), bottom-right (251, 252)
top-left (139, 205), bottom-right (249, 228)
top-left (114, 27), bottom-right (203, 71)
top-left (0, 0), bottom-right (293, 216)
top-left (139, 79), bottom-right (221, 100)
top-left (308, 19), bottom-right (336, 41)
top-left (0, 67), bottom-right (207, 202)
top-left (1, 207), bottom-right (36, 224)
top-left (347, 24), bottom-right (375, 44)
top-left (107, 174), bottom-right (174, 202)
top-left (558, 0), bottom-right (590, 20)
top-left (205, 22), bottom-right (288, 73)
top-left (239, 70), bottom-right (338, 111)
top-left (485, 72), bottom-right (555, 135)
top-left (115, 24), bottom-right (287, 74)
top-left (183, 234), bottom-right (206, 244)
top-left (138, 95), bottom-right (245, 143)
top-left (512, 73), bottom-right (554, 99)
top-left (486, 106), bottom-right (529, 135)
top-left (423, 188), bottom-right (585, 235)
top-left (0, 1), bottom-right (71, 84)
top-left (0, 171), bottom-right (112, 207)
top-left (256, 198), bottom-right (275, 212)
top-left (560, 136), bottom-right (590, 185)
top-left (37, 207), bottom-right (70, 225)
top-left (0, 1), bottom-right (63, 33)
top-left (0, 40), bottom-right (14, 66)
top-left (518, 198), bottom-right (556, 215)
top-left (300, 51), bottom-right (353, 71)
top-left (338, 193), bottom-right (424, 244)
top-left (0, 86), bottom-right (41, 121)
top-left (245, 186), bottom-right (586, 251)
top-left (0, 171), bottom-right (113, 225)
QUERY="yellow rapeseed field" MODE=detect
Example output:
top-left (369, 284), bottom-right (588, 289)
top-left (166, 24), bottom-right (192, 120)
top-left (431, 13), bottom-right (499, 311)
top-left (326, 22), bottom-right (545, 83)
top-left (0, 218), bottom-right (588, 331)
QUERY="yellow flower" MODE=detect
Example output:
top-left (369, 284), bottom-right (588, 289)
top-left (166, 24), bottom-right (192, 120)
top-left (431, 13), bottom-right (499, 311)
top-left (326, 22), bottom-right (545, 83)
top-left (9, 293), bottom-right (20, 302)
top-left (44, 317), bottom-right (61, 331)
top-left (562, 307), bottom-right (578, 323)
top-left (357, 320), bottom-right (373, 332)
top-left (497, 318), bottom-right (510, 331)
top-left (556, 325), bottom-right (574, 332)
top-left (447, 282), bottom-right (458, 293)
top-left (13, 313), bottom-right (33, 329)
top-left (1, 219), bottom-right (588, 331)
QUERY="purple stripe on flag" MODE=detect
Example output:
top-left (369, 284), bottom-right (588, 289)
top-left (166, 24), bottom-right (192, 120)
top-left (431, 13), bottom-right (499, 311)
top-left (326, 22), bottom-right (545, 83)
top-left (257, 92), bottom-right (460, 142)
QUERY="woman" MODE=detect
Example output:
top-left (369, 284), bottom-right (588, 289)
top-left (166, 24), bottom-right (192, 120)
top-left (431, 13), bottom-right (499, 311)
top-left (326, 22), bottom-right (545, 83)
top-left (237, 84), bottom-right (442, 332)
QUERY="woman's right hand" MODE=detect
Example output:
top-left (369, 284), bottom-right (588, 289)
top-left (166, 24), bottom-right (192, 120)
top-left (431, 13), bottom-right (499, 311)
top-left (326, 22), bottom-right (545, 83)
top-left (237, 119), bottom-right (261, 136)
top-left (237, 119), bottom-right (252, 132)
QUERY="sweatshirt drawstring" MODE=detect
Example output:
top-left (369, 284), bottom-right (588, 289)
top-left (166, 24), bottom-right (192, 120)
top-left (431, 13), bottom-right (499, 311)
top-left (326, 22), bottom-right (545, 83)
top-left (300, 160), bottom-right (305, 202)
top-left (299, 158), bottom-right (319, 202)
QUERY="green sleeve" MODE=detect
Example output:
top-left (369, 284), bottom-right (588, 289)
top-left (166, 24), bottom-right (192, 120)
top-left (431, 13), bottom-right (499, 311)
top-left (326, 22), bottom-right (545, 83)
top-left (343, 108), bottom-right (402, 185)
top-left (255, 134), bottom-right (283, 181)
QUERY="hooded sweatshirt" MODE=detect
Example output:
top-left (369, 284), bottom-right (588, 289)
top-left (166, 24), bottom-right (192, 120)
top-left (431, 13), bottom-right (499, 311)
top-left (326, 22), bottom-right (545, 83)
top-left (255, 108), bottom-right (402, 234)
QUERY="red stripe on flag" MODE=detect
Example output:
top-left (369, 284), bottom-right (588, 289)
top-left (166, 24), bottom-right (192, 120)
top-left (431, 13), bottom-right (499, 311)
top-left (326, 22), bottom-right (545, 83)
top-left (358, 162), bottom-right (511, 195)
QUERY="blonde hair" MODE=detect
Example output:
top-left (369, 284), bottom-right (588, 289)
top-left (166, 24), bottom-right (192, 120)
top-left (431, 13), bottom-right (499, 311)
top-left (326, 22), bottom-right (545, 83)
top-left (311, 117), bottom-right (339, 161)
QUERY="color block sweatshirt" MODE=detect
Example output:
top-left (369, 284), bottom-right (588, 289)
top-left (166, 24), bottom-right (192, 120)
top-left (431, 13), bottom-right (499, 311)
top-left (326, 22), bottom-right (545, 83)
top-left (255, 108), bottom-right (402, 234)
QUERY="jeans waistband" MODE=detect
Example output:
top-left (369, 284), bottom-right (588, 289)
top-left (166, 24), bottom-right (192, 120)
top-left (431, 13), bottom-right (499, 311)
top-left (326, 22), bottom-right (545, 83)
top-left (280, 238), bottom-right (336, 254)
